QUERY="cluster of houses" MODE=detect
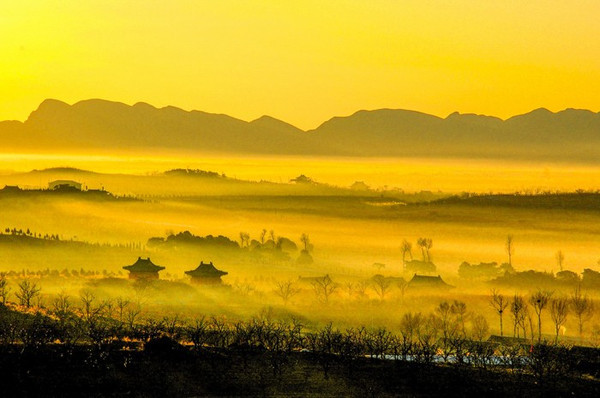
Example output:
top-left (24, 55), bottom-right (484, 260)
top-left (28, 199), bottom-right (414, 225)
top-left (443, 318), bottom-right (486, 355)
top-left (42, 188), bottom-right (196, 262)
top-left (123, 257), bottom-right (228, 285)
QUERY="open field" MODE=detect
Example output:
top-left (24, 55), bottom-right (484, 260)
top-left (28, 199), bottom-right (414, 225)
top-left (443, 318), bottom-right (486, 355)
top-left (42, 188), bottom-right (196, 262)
top-left (2, 165), bottom-right (600, 346)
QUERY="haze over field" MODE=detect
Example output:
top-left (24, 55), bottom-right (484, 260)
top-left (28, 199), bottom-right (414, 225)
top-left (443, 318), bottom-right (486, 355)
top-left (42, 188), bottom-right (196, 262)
top-left (2, 3), bottom-right (600, 395)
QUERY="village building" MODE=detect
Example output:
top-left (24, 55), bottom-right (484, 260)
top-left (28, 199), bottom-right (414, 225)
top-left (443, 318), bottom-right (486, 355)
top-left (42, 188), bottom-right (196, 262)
top-left (1, 185), bottom-right (21, 193)
top-left (185, 261), bottom-right (228, 285)
top-left (123, 257), bottom-right (165, 280)
top-left (48, 180), bottom-right (82, 191)
top-left (407, 274), bottom-right (453, 290)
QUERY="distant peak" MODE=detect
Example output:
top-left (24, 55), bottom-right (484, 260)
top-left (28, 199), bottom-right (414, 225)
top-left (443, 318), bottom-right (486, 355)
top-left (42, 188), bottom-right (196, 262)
top-left (252, 115), bottom-right (278, 122)
top-left (250, 115), bottom-right (304, 132)
top-left (531, 107), bottom-right (553, 114)
top-left (26, 99), bottom-right (71, 121)
top-left (72, 98), bottom-right (130, 108)
top-left (133, 101), bottom-right (156, 109)
top-left (37, 98), bottom-right (69, 109)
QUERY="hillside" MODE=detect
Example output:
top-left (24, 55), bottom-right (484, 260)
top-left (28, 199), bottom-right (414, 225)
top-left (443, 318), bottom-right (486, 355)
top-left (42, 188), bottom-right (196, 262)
top-left (0, 167), bottom-right (375, 197)
top-left (1, 99), bottom-right (600, 160)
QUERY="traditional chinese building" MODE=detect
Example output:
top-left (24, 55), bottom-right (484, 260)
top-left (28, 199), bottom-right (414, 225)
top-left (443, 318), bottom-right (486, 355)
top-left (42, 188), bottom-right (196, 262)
top-left (185, 261), bottom-right (228, 285)
top-left (123, 257), bottom-right (165, 280)
top-left (407, 274), bottom-right (453, 290)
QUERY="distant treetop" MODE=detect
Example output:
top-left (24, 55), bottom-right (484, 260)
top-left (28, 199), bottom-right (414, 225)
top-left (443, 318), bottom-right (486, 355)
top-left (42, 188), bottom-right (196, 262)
top-left (164, 169), bottom-right (226, 178)
top-left (290, 175), bottom-right (314, 184)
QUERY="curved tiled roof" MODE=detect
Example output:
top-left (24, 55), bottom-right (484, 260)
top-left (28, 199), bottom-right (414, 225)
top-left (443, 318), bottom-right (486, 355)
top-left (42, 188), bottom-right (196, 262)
top-left (123, 257), bottom-right (165, 272)
top-left (185, 261), bottom-right (227, 278)
top-left (408, 274), bottom-right (453, 288)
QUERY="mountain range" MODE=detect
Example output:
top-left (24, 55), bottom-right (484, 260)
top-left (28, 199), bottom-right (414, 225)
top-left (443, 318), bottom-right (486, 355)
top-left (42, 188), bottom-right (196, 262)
top-left (1, 98), bottom-right (600, 161)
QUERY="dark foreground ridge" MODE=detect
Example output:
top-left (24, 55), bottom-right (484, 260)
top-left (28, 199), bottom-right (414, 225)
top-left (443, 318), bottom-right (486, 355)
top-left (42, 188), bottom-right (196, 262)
top-left (0, 305), bottom-right (599, 397)
top-left (3, 345), bottom-right (598, 398)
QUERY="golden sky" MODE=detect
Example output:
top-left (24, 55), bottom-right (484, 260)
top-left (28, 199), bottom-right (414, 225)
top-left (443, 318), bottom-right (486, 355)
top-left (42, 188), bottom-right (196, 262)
top-left (1, 0), bottom-right (599, 129)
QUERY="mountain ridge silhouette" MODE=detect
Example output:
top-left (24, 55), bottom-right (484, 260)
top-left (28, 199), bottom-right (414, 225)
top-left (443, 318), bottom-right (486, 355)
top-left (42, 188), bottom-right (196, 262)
top-left (1, 98), bottom-right (599, 160)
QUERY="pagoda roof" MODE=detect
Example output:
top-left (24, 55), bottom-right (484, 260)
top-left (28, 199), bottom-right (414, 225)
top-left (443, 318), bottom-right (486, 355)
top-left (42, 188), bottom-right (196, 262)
top-left (123, 257), bottom-right (165, 273)
top-left (185, 261), bottom-right (227, 278)
top-left (408, 274), bottom-right (453, 288)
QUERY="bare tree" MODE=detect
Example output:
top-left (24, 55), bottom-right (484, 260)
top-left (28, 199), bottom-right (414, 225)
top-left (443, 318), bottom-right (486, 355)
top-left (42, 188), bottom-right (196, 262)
top-left (260, 229), bottom-right (267, 245)
top-left (354, 280), bottom-right (368, 300)
top-left (424, 238), bottom-right (433, 262)
top-left (571, 285), bottom-right (594, 336)
top-left (400, 312), bottom-right (423, 344)
top-left (417, 238), bottom-right (433, 262)
top-left (16, 279), bottom-right (41, 308)
top-left (555, 250), bottom-right (565, 271)
top-left (489, 289), bottom-right (509, 336)
top-left (126, 304), bottom-right (142, 329)
top-left (510, 294), bottom-right (527, 338)
top-left (471, 314), bottom-right (489, 342)
top-left (239, 232), bottom-right (250, 248)
top-left (53, 291), bottom-right (71, 315)
top-left (550, 297), bottom-right (569, 343)
top-left (343, 282), bottom-right (355, 299)
top-left (400, 239), bottom-right (413, 268)
top-left (300, 233), bottom-right (310, 252)
top-left (397, 279), bottom-right (408, 299)
top-left (371, 275), bottom-right (391, 301)
top-left (311, 275), bottom-right (337, 303)
top-left (529, 290), bottom-right (553, 342)
top-left (0, 274), bottom-right (10, 305)
top-left (436, 301), bottom-right (458, 341)
top-left (506, 235), bottom-right (514, 267)
top-left (274, 280), bottom-right (300, 305)
top-left (79, 290), bottom-right (107, 324)
top-left (450, 300), bottom-right (468, 336)
top-left (417, 238), bottom-right (427, 262)
top-left (115, 296), bottom-right (130, 324)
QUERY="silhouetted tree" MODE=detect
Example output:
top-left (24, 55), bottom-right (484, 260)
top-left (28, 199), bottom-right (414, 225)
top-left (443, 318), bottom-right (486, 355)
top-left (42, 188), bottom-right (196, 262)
top-left (16, 279), bottom-right (41, 308)
top-left (260, 229), bottom-right (267, 244)
top-left (529, 290), bottom-right (553, 342)
top-left (505, 235), bottom-right (515, 267)
top-left (399, 312), bottom-right (423, 354)
top-left (510, 294), bottom-right (527, 338)
top-left (0, 274), bottom-right (10, 304)
top-left (400, 239), bottom-right (413, 268)
top-left (550, 297), bottom-right (569, 343)
top-left (300, 233), bottom-right (310, 252)
top-left (570, 285), bottom-right (594, 336)
top-left (555, 250), bottom-right (565, 271)
top-left (239, 232), bottom-right (250, 248)
top-left (450, 300), bottom-right (468, 336)
top-left (471, 314), bottom-right (489, 341)
top-left (115, 296), bottom-right (130, 324)
top-left (436, 301), bottom-right (458, 346)
top-left (489, 289), bottom-right (509, 336)
top-left (371, 275), bottom-right (391, 301)
top-left (311, 275), bottom-right (337, 303)
top-left (274, 280), bottom-right (300, 305)
top-left (397, 278), bottom-right (408, 298)
top-left (417, 238), bottom-right (433, 262)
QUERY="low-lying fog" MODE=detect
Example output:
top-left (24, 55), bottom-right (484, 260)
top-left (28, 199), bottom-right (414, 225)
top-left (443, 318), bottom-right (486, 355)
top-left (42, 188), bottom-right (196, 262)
top-left (3, 152), bottom-right (600, 193)
top-left (1, 153), bottom-right (600, 342)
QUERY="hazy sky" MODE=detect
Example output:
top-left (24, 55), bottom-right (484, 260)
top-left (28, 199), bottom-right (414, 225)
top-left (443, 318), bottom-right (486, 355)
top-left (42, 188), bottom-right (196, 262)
top-left (2, 0), bottom-right (599, 129)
